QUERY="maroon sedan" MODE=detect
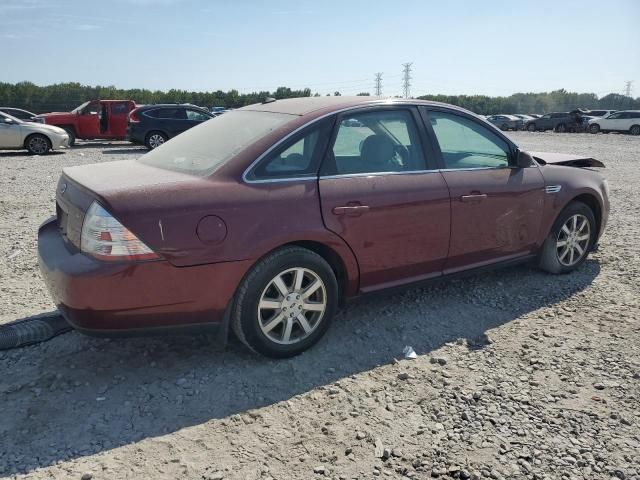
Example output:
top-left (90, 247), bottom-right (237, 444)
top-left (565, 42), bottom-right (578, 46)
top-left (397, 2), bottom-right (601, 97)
top-left (38, 97), bottom-right (609, 357)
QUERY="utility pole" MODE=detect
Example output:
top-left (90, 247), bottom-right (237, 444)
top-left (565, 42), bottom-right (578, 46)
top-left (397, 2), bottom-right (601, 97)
top-left (402, 62), bottom-right (413, 99)
top-left (374, 72), bottom-right (383, 97)
top-left (624, 80), bottom-right (633, 97)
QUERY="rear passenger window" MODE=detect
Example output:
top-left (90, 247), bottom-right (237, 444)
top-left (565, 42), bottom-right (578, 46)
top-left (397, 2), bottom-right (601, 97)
top-left (111, 102), bottom-right (129, 115)
top-left (149, 108), bottom-right (186, 119)
top-left (428, 110), bottom-right (510, 169)
top-left (186, 109), bottom-right (211, 121)
top-left (248, 127), bottom-right (323, 180)
top-left (325, 109), bottom-right (426, 175)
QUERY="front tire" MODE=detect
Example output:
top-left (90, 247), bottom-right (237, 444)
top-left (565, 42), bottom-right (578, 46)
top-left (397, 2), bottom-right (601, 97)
top-left (25, 134), bottom-right (51, 155)
top-left (145, 131), bottom-right (167, 150)
top-left (63, 127), bottom-right (76, 146)
top-left (527, 123), bottom-right (536, 132)
top-left (231, 247), bottom-right (338, 358)
top-left (555, 123), bottom-right (566, 133)
top-left (538, 201), bottom-right (596, 274)
top-left (589, 124), bottom-right (600, 134)
top-left (630, 125), bottom-right (640, 136)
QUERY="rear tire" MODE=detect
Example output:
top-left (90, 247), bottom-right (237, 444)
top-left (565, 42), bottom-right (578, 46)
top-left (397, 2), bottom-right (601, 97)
top-left (589, 124), bottom-right (600, 134)
top-left (145, 131), bottom-right (167, 150)
top-left (25, 134), bottom-right (51, 155)
top-left (527, 123), bottom-right (536, 132)
top-left (499, 124), bottom-right (509, 131)
top-left (630, 125), bottom-right (640, 136)
top-left (538, 201), bottom-right (596, 274)
top-left (63, 127), bottom-right (76, 146)
top-left (231, 247), bottom-right (338, 358)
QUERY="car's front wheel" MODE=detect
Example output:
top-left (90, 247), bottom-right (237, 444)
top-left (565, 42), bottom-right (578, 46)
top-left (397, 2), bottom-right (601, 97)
top-left (63, 127), bottom-right (76, 146)
top-left (25, 134), bottom-right (51, 155)
top-left (527, 123), bottom-right (536, 132)
top-left (589, 124), bottom-right (600, 134)
top-left (555, 123), bottom-right (566, 133)
top-left (630, 125), bottom-right (640, 136)
top-left (145, 131), bottom-right (167, 149)
top-left (231, 247), bottom-right (338, 358)
top-left (538, 201), bottom-right (596, 274)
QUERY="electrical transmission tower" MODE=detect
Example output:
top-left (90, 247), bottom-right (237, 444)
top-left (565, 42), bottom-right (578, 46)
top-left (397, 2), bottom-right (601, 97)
top-left (402, 62), bottom-right (413, 98)
top-left (375, 73), bottom-right (383, 96)
top-left (624, 80), bottom-right (633, 97)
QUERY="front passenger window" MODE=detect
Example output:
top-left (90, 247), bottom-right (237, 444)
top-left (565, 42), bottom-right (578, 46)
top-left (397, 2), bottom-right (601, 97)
top-left (428, 111), bottom-right (510, 169)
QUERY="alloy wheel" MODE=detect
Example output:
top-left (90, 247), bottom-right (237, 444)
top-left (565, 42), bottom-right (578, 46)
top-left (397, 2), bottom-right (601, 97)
top-left (28, 136), bottom-right (48, 154)
top-left (257, 267), bottom-right (327, 345)
top-left (148, 134), bottom-right (165, 149)
top-left (556, 214), bottom-right (590, 267)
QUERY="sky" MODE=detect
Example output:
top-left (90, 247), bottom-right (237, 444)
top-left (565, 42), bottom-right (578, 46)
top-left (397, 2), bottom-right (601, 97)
top-left (1, 0), bottom-right (639, 98)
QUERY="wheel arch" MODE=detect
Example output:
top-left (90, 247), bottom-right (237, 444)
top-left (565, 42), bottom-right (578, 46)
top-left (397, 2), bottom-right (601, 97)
top-left (23, 132), bottom-right (52, 149)
top-left (569, 193), bottom-right (602, 237)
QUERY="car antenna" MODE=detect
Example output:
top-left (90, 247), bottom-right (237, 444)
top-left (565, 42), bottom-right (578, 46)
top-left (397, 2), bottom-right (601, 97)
top-left (262, 97), bottom-right (276, 104)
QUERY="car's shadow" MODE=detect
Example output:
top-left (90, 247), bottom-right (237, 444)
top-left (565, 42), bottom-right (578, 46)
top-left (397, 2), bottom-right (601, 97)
top-left (0, 150), bottom-right (66, 158)
top-left (101, 148), bottom-right (147, 155)
top-left (0, 260), bottom-right (601, 475)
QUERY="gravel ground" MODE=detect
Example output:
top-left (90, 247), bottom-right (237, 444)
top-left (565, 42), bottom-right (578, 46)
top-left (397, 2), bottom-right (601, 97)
top-left (0, 132), bottom-right (639, 480)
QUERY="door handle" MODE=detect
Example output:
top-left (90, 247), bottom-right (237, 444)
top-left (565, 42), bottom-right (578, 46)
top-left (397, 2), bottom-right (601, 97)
top-left (460, 194), bottom-right (487, 203)
top-left (332, 205), bottom-right (370, 216)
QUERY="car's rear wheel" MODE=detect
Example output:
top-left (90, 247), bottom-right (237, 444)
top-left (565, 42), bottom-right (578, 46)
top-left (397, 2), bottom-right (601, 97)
top-left (589, 124), bottom-right (600, 134)
top-left (555, 123), bottom-right (566, 133)
top-left (145, 131), bottom-right (167, 149)
top-left (63, 127), bottom-right (76, 146)
top-left (25, 134), bottom-right (51, 155)
top-left (527, 123), bottom-right (536, 132)
top-left (538, 201), bottom-right (596, 274)
top-left (630, 125), bottom-right (640, 136)
top-left (231, 246), bottom-right (338, 358)
top-left (500, 124), bottom-right (509, 131)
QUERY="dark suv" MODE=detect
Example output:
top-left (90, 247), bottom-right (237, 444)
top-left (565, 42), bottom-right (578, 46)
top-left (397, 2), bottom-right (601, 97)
top-left (525, 112), bottom-right (578, 132)
top-left (127, 104), bottom-right (214, 149)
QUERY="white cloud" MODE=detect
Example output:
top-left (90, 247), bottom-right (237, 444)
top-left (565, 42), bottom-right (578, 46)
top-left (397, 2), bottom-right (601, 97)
top-left (75, 24), bottom-right (103, 31)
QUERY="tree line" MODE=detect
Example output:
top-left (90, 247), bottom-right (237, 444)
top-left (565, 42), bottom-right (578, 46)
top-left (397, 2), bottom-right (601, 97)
top-left (1, 81), bottom-right (638, 115)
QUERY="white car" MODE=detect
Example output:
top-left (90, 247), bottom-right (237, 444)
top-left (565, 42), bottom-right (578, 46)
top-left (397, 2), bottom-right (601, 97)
top-left (0, 111), bottom-right (69, 154)
top-left (588, 110), bottom-right (640, 135)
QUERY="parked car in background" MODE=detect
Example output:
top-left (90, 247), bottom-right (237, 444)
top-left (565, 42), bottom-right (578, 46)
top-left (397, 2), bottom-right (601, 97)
top-left (514, 114), bottom-right (536, 126)
top-left (127, 103), bottom-right (214, 149)
top-left (527, 114), bottom-right (542, 118)
top-left (585, 110), bottom-right (616, 118)
top-left (38, 96), bottom-right (609, 358)
top-left (0, 111), bottom-right (69, 154)
top-left (525, 112), bottom-right (577, 132)
top-left (588, 110), bottom-right (640, 135)
top-left (35, 100), bottom-right (137, 145)
top-left (0, 107), bottom-right (39, 122)
top-left (485, 114), bottom-right (523, 131)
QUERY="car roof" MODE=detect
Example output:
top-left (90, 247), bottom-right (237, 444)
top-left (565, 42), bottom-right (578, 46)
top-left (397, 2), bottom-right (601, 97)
top-left (238, 96), bottom-right (473, 117)
top-left (137, 103), bottom-right (208, 110)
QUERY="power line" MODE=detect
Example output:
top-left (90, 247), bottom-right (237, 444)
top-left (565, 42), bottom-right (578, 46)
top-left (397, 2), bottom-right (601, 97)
top-left (401, 62), bottom-right (413, 99)
top-left (374, 73), bottom-right (383, 97)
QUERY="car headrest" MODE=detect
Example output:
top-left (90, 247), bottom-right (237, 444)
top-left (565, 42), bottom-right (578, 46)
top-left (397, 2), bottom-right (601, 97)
top-left (360, 134), bottom-right (395, 167)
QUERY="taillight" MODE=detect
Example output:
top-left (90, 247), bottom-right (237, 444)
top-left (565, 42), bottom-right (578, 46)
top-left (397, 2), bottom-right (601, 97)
top-left (80, 202), bottom-right (159, 262)
top-left (128, 109), bottom-right (140, 123)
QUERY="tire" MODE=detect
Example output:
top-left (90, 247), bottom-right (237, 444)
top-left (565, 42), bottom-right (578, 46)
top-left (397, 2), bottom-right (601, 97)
top-left (25, 134), bottom-right (51, 155)
top-left (630, 125), bottom-right (640, 136)
top-left (527, 123), bottom-right (536, 132)
top-left (589, 124), bottom-right (600, 134)
top-left (555, 123), bottom-right (566, 133)
top-left (538, 201), bottom-right (596, 274)
top-left (145, 131), bottom-right (167, 150)
top-left (231, 246), bottom-right (338, 358)
top-left (63, 127), bottom-right (76, 146)
top-left (499, 124), bottom-right (509, 131)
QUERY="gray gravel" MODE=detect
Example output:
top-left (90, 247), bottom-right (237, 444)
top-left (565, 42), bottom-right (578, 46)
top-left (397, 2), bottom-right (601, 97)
top-left (0, 133), bottom-right (639, 480)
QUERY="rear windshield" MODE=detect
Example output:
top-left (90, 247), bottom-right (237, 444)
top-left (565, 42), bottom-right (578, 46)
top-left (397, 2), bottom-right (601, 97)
top-left (138, 110), bottom-right (294, 176)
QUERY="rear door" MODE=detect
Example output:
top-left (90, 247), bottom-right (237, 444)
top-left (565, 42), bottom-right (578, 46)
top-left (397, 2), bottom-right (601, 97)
top-left (318, 106), bottom-right (450, 292)
top-left (0, 113), bottom-right (22, 147)
top-left (108, 101), bottom-right (130, 137)
top-left (422, 107), bottom-right (545, 273)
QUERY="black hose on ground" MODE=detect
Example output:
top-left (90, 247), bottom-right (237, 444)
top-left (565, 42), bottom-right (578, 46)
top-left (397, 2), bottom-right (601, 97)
top-left (0, 312), bottom-right (72, 350)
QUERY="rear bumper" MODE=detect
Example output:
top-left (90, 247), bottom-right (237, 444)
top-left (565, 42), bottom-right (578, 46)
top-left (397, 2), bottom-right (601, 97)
top-left (37, 218), bottom-right (250, 335)
top-left (126, 125), bottom-right (146, 144)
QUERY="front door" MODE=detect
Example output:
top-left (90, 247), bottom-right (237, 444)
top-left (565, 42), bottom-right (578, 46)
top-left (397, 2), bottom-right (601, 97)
top-left (423, 108), bottom-right (545, 273)
top-left (319, 107), bottom-right (450, 292)
top-left (77, 101), bottom-right (100, 138)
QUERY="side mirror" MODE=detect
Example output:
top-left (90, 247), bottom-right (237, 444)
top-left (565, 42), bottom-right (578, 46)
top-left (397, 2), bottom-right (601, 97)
top-left (516, 150), bottom-right (534, 168)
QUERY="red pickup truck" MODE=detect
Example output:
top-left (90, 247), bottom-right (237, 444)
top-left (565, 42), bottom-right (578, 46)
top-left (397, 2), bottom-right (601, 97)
top-left (37, 100), bottom-right (137, 145)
